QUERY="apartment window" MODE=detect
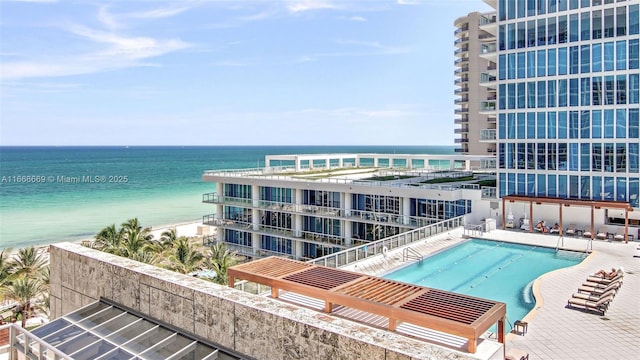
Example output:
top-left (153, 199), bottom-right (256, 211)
top-left (604, 42), bottom-right (614, 71)
top-left (508, 0), bottom-right (517, 19)
top-left (538, 112), bottom-right (547, 138)
top-left (499, 54), bottom-right (506, 80)
top-left (548, 80), bottom-right (557, 107)
top-left (630, 39), bottom-right (639, 69)
top-left (548, 174), bottom-right (557, 197)
top-left (581, 176), bottom-right (590, 199)
top-left (592, 176), bottom-right (602, 200)
top-left (518, 52), bottom-right (526, 78)
top-left (538, 0), bottom-right (547, 15)
top-left (518, 22), bottom-right (526, 49)
top-left (548, 48), bottom-right (557, 75)
top-left (527, 112), bottom-right (536, 139)
top-left (499, 0), bottom-right (507, 21)
top-left (558, 111), bottom-right (568, 138)
top-left (549, 143), bottom-right (558, 171)
top-left (616, 6), bottom-right (626, 36)
top-left (538, 143), bottom-right (547, 170)
top-left (616, 40), bottom-right (627, 70)
top-left (604, 109), bottom-right (615, 138)
top-left (548, 17), bottom-right (557, 44)
top-left (629, 178), bottom-right (639, 207)
top-left (580, 0), bottom-right (589, 8)
top-left (592, 43), bottom-right (602, 71)
top-left (569, 78), bottom-right (579, 106)
top-left (508, 143), bottom-right (515, 168)
top-left (527, 51), bottom-right (536, 77)
top-left (570, 0), bottom-right (578, 10)
top-left (517, 173), bottom-right (526, 194)
top-left (500, 84), bottom-right (507, 109)
top-left (508, 53), bottom-right (517, 79)
top-left (616, 108), bottom-right (626, 138)
top-left (499, 25), bottom-right (506, 51)
top-left (509, 23), bottom-right (516, 50)
top-left (558, 47), bottom-right (567, 75)
top-left (604, 75), bottom-right (615, 105)
top-left (558, 0), bottom-right (568, 11)
top-left (630, 4), bottom-right (639, 35)
top-left (581, 45), bottom-right (590, 73)
top-left (605, 144), bottom-right (615, 172)
top-left (581, 77), bottom-right (591, 106)
top-left (603, 176), bottom-right (613, 200)
top-left (630, 109), bottom-right (639, 138)
top-left (593, 143), bottom-right (603, 171)
top-left (581, 110), bottom-right (590, 138)
top-left (508, 113), bottom-right (517, 139)
top-left (518, 0), bottom-right (527, 18)
top-left (617, 143), bottom-right (627, 174)
top-left (593, 10), bottom-right (603, 39)
top-left (499, 143), bottom-right (506, 167)
top-left (581, 12), bottom-right (591, 40)
top-left (518, 82), bottom-right (526, 108)
top-left (581, 143), bottom-right (591, 171)
top-left (569, 111), bottom-right (579, 139)
top-left (547, 112), bottom-right (557, 138)
top-left (593, 76), bottom-right (603, 105)
top-left (617, 74), bottom-right (627, 104)
top-left (559, 143), bottom-right (568, 170)
top-left (508, 173), bottom-right (516, 195)
top-left (537, 173), bottom-right (547, 196)
top-left (559, 79), bottom-right (568, 106)
top-left (570, 14), bottom-right (579, 42)
top-left (508, 83), bottom-right (516, 109)
top-left (528, 143), bottom-right (536, 170)
top-left (604, 8), bottom-right (615, 38)
top-left (549, 0), bottom-right (557, 13)
top-left (537, 81), bottom-right (546, 108)
top-left (629, 143), bottom-right (639, 173)
top-left (537, 19), bottom-right (546, 46)
top-left (592, 110), bottom-right (602, 138)
top-left (559, 15), bottom-right (568, 43)
top-left (528, 81), bottom-right (537, 108)
top-left (518, 113), bottom-right (526, 139)
top-left (527, 20), bottom-right (536, 47)
top-left (518, 143), bottom-right (526, 169)
top-left (630, 74), bottom-right (639, 104)
top-left (569, 175), bottom-right (579, 199)
top-left (528, 174), bottom-right (536, 195)
top-left (569, 46), bottom-right (579, 74)
top-left (499, 173), bottom-right (506, 197)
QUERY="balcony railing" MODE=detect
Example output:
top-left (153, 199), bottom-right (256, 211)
top-left (454, 138), bottom-right (469, 144)
top-left (455, 25), bottom-right (469, 35)
top-left (455, 97), bottom-right (469, 104)
top-left (480, 14), bottom-right (496, 26)
top-left (480, 100), bottom-right (496, 111)
top-left (454, 57), bottom-right (469, 65)
top-left (481, 187), bottom-right (497, 199)
top-left (454, 77), bottom-right (469, 85)
top-left (454, 67), bottom-right (469, 75)
top-left (454, 37), bottom-right (469, 45)
top-left (308, 216), bottom-right (465, 268)
top-left (480, 129), bottom-right (497, 141)
top-left (454, 47), bottom-right (469, 56)
top-left (480, 43), bottom-right (496, 55)
top-left (454, 127), bottom-right (469, 134)
top-left (454, 87), bottom-right (469, 94)
top-left (454, 108), bottom-right (469, 114)
top-left (454, 117), bottom-right (468, 124)
top-left (480, 73), bottom-right (496, 84)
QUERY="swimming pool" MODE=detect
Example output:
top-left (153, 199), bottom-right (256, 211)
top-left (384, 239), bottom-right (586, 332)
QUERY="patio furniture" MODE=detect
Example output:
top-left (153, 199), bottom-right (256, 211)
top-left (596, 226), bottom-right (609, 240)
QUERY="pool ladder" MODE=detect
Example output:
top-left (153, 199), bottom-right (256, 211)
top-left (402, 247), bottom-right (423, 262)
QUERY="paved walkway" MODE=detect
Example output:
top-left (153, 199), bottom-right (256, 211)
top-left (346, 228), bottom-right (640, 360)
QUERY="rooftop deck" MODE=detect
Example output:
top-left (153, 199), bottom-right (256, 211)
top-left (346, 228), bottom-right (640, 360)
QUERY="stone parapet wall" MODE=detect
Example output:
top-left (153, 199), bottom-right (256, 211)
top-left (49, 243), bottom-right (498, 360)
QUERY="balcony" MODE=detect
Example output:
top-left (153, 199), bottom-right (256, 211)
top-left (479, 43), bottom-right (497, 61)
top-left (454, 138), bottom-right (469, 144)
top-left (479, 13), bottom-right (497, 35)
top-left (454, 25), bottom-right (469, 35)
top-left (454, 46), bottom-right (469, 56)
top-left (479, 100), bottom-right (497, 113)
top-left (479, 129), bottom-right (497, 142)
top-left (454, 148), bottom-right (466, 153)
top-left (454, 57), bottom-right (469, 66)
top-left (479, 72), bottom-right (497, 88)
top-left (454, 87), bottom-right (469, 95)
top-left (454, 67), bottom-right (469, 75)
top-left (454, 116), bottom-right (469, 124)
top-left (454, 108), bottom-right (469, 115)
top-left (454, 37), bottom-right (469, 46)
top-left (454, 77), bottom-right (469, 85)
top-left (487, 148), bottom-right (497, 153)
top-left (454, 127), bottom-right (469, 134)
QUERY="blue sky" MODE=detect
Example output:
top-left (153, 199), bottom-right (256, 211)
top-left (0, 0), bottom-right (491, 146)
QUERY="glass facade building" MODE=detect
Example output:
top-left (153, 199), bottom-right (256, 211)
top-left (491, 0), bottom-right (640, 208)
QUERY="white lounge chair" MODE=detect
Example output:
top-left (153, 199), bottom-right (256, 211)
top-left (614, 228), bottom-right (626, 241)
top-left (596, 226), bottom-right (609, 240)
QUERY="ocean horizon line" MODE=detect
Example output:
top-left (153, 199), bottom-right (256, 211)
top-left (0, 144), bottom-right (456, 149)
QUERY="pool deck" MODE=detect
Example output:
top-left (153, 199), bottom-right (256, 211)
top-left (344, 228), bottom-right (640, 360)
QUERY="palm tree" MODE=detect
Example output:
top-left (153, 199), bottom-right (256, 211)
top-left (167, 237), bottom-right (204, 274)
top-left (92, 224), bottom-right (122, 254)
top-left (0, 248), bottom-right (16, 287)
top-left (1, 278), bottom-right (44, 327)
top-left (12, 246), bottom-right (47, 278)
top-left (130, 251), bottom-right (158, 265)
top-left (204, 243), bottom-right (242, 285)
top-left (159, 227), bottom-right (179, 249)
top-left (119, 218), bottom-right (154, 258)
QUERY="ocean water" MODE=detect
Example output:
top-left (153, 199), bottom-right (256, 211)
top-left (0, 146), bottom-right (454, 249)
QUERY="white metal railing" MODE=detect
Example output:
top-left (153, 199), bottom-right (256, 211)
top-left (480, 43), bottom-right (496, 54)
top-left (480, 100), bottom-right (496, 111)
top-left (480, 129), bottom-right (497, 141)
top-left (1, 323), bottom-right (73, 360)
top-left (307, 216), bottom-right (465, 268)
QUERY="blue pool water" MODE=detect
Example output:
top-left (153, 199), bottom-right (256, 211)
top-left (384, 239), bottom-right (586, 332)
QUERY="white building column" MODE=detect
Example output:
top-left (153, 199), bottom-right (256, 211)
top-left (343, 192), bottom-right (353, 246)
top-left (252, 185), bottom-right (260, 231)
top-left (402, 196), bottom-right (411, 225)
top-left (216, 182), bottom-right (224, 242)
top-left (294, 188), bottom-right (304, 258)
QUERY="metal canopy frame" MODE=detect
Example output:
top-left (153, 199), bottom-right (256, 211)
top-left (228, 256), bottom-right (506, 354)
top-left (502, 195), bottom-right (633, 243)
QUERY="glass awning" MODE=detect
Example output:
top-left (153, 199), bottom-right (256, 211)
top-left (25, 300), bottom-right (242, 360)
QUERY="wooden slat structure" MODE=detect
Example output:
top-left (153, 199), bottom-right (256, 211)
top-left (228, 257), bottom-right (506, 353)
top-left (502, 195), bottom-right (634, 243)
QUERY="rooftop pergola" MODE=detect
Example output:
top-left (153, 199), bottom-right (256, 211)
top-left (228, 256), bottom-right (506, 354)
top-left (502, 195), bottom-right (634, 243)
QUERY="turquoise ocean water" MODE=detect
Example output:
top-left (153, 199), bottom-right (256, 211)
top-left (0, 146), bottom-right (454, 249)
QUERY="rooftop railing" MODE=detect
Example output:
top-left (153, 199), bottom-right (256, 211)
top-left (308, 216), bottom-right (465, 268)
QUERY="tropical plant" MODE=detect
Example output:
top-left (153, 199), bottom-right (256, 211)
top-left (204, 243), bottom-right (242, 285)
top-left (12, 246), bottom-right (48, 278)
top-left (159, 227), bottom-right (179, 249)
top-left (0, 248), bottom-right (16, 287)
top-left (130, 251), bottom-right (158, 265)
top-left (167, 237), bottom-right (204, 274)
top-left (1, 278), bottom-right (44, 327)
top-left (119, 218), bottom-right (154, 258)
top-left (92, 224), bottom-right (122, 254)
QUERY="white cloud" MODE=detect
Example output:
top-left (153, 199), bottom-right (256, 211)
top-left (98, 6), bottom-right (121, 29)
top-left (348, 16), bottom-right (367, 22)
top-left (285, 0), bottom-right (340, 13)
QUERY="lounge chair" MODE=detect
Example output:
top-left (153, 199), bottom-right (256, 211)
top-left (587, 268), bottom-right (624, 284)
top-left (571, 288), bottom-right (616, 302)
top-left (565, 224), bottom-right (577, 236)
top-left (567, 293), bottom-right (614, 315)
top-left (596, 226), bottom-right (609, 240)
top-left (578, 279), bottom-right (622, 295)
top-left (582, 226), bottom-right (594, 238)
top-left (505, 349), bottom-right (529, 360)
top-left (614, 228), bottom-right (626, 241)
top-left (549, 223), bottom-right (561, 234)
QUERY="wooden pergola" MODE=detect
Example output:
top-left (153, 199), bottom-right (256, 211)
top-left (502, 195), bottom-right (634, 243)
top-left (228, 256), bottom-right (507, 354)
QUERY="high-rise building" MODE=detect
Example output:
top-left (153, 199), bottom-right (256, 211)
top-left (485, 0), bottom-right (639, 212)
top-left (454, 11), bottom-right (498, 157)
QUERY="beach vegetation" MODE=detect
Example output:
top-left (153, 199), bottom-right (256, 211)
top-left (12, 246), bottom-right (48, 278)
top-left (1, 277), bottom-right (45, 327)
top-left (167, 237), bottom-right (204, 274)
top-left (203, 242), bottom-right (243, 285)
